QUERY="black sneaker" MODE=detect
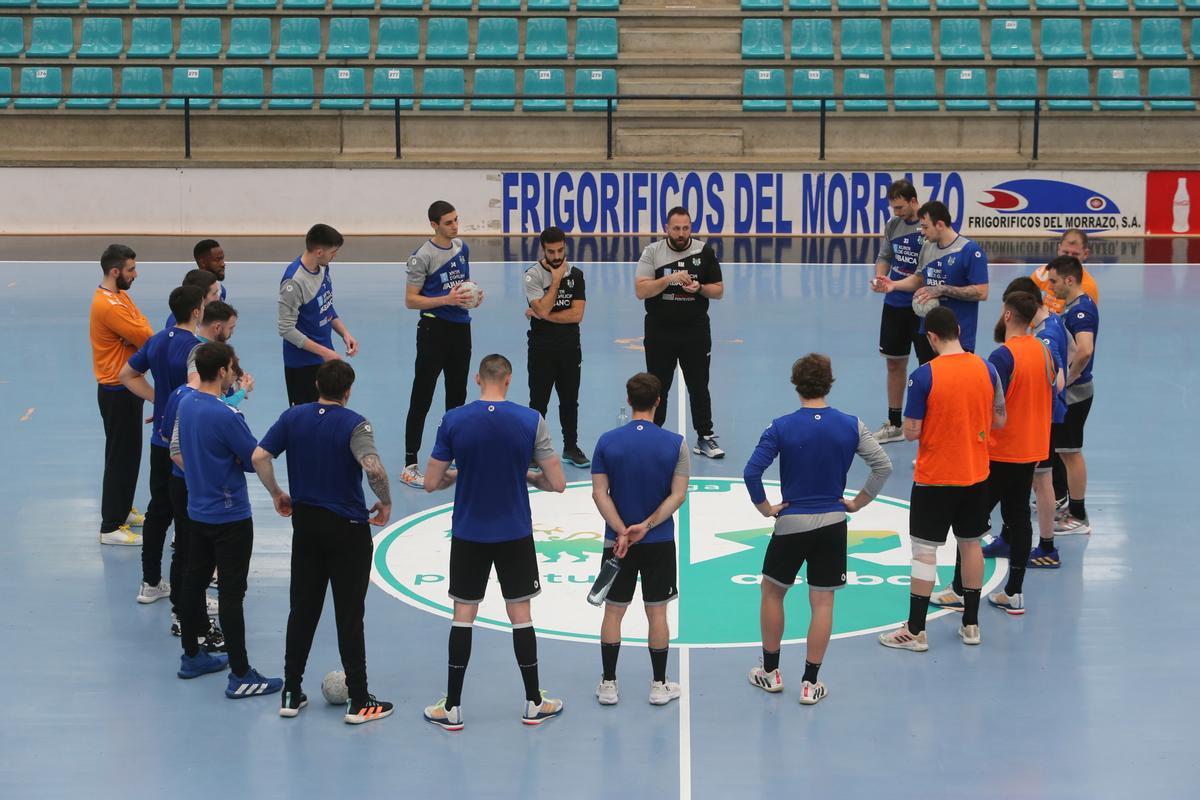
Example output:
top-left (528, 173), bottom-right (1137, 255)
top-left (202, 621), bottom-right (227, 654)
top-left (345, 695), bottom-right (394, 725)
top-left (280, 690), bottom-right (308, 718)
top-left (562, 445), bottom-right (591, 468)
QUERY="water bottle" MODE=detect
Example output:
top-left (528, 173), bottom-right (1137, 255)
top-left (587, 555), bottom-right (622, 606)
top-left (618, 406), bottom-right (629, 426)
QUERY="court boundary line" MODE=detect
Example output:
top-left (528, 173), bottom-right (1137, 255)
top-left (4, 260), bottom-right (1199, 268)
top-left (676, 365), bottom-right (692, 800)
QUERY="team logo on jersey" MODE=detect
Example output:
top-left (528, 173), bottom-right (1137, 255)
top-left (692, 257), bottom-right (701, 267)
top-left (372, 479), bottom-right (1003, 646)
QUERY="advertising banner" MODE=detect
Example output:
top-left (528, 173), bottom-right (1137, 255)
top-left (1145, 171), bottom-right (1199, 235)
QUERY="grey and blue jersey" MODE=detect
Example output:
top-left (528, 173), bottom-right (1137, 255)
top-left (877, 217), bottom-right (923, 308)
top-left (917, 236), bottom-right (989, 353)
top-left (407, 238), bottom-right (471, 324)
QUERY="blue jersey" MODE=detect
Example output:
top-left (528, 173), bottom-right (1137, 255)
top-left (591, 421), bottom-right (688, 544)
top-left (160, 385), bottom-right (196, 478)
top-left (1034, 314), bottom-right (1069, 423)
top-left (166, 283), bottom-right (225, 328)
top-left (878, 217), bottom-right (924, 308)
top-left (406, 239), bottom-right (471, 324)
top-left (280, 256), bottom-right (338, 369)
top-left (1062, 294), bottom-right (1099, 392)
top-left (259, 403), bottom-right (374, 524)
top-left (127, 326), bottom-right (202, 447)
top-left (918, 236), bottom-right (989, 353)
top-left (175, 391), bottom-right (258, 525)
top-left (743, 407), bottom-right (861, 515)
top-left (431, 400), bottom-right (547, 543)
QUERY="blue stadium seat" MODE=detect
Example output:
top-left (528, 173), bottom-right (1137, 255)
top-left (523, 67), bottom-right (567, 111)
top-left (426, 18), bottom-right (469, 59)
top-left (577, 0), bottom-right (620, 8)
top-left (888, 0), bottom-right (930, 8)
top-left (269, 67), bottom-right (315, 109)
top-left (177, 18), bottom-right (222, 59)
top-left (420, 67), bottom-right (466, 110)
top-left (1193, 18), bottom-right (1200, 56)
top-left (376, 18), bottom-right (420, 58)
top-left (472, 68), bottom-right (516, 111)
top-left (788, 0), bottom-right (831, 7)
top-left (117, 66), bottom-right (163, 108)
top-left (1097, 68), bottom-right (1143, 110)
top-left (573, 67), bottom-right (616, 111)
top-left (528, 0), bottom-right (570, 8)
top-left (332, 0), bottom-right (374, 7)
top-left (89, 0), bottom-right (132, 8)
top-left (989, 18), bottom-right (1034, 59)
top-left (525, 18), bottom-right (568, 58)
top-left (137, 0), bottom-right (181, 7)
top-left (986, 0), bottom-right (1029, 7)
top-left (185, 0), bottom-right (229, 7)
top-left (575, 18), bottom-right (617, 58)
top-left (66, 66), bottom-right (113, 109)
top-left (321, 67), bottom-right (366, 109)
top-left (839, 19), bottom-right (883, 60)
top-left (838, 0), bottom-right (880, 8)
top-left (282, 0), bottom-right (325, 7)
top-left (791, 19), bottom-right (833, 59)
top-left (430, 0), bottom-right (472, 8)
top-left (167, 66), bottom-right (214, 109)
top-left (939, 18), bottom-right (984, 60)
top-left (218, 66), bottom-right (264, 109)
top-left (15, 66), bottom-right (61, 108)
top-left (1148, 67), bottom-right (1194, 110)
top-left (1040, 19), bottom-right (1085, 59)
top-left (276, 18), bottom-right (321, 59)
top-left (742, 68), bottom-right (786, 111)
top-left (379, 0), bottom-right (422, 6)
top-left (26, 17), bottom-right (73, 58)
top-left (1034, 0), bottom-right (1077, 7)
top-left (1046, 68), bottom-right (1091, 110)
top-left (369, 67), bottom-right (414, 109)
top-left (476, 18), bottom-right (519, 59)
top-left (35, 0), bottom-right (81, 6)
top-left (1132, 0), bottom-right (1177, 7)
top-left (1090, 19), bottom-right (1134, 59)
top-left (228, 18), bottom-right (272, 59)
top-left (1140, 18), bottom-right (1185, 59)
top-left (0, 67), bottom-right (9, 109)
top-left (480, 0), bottom-right (522, 8)
top-left (792, 67), bottom-right (833, 111)
top-left (843, 68), bottom-right (887, 111)
top-left (741, 0), bottom-right (783, 7)
top-left (936, 0), bottom-right (980, 6)
top-left (77, 18), bottom-right (124, 59)
top-left (995, 67), bottom-right (1037, 109)
top-left (890, 19), bottom-right (933, 60)
top-left (741, 19), bottom-right (783, 59)
top-left (127, 18), bottom-right (172, 58)
top-left (945, 67), bottom-right (989, 110)
top-left (0, 0), bottom-right (30, 6)
top-left (327, 18), bottom-right (371, 59)
top-left (0, 17), bottom-right (24, 57)
top-left (893, 68), bottom-right (938, 111)
top-left (1186, 0), bottom-right (1200, 8)
top-left (1083, 0), bottom-right (1127, 6)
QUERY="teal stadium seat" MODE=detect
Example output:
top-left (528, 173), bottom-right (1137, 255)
top-left (321, 67), bottom-right (366, 109)
top-left (525, 18), bottom-right (568, 58)
top-left (89, 0), bottom-right (131, 8)
top-left (475, 18), bottom-right (519, 59)
top-left (741, 0), bottom-right (783, 8)
top-left (945, 67), bottom-right (989, 110)
top-left (420, 67), bottom-right (466, 110)
top-left (0, 0), bottom-right (30, 6)
top-left (1083, 0), bottom-right (1127, 6)
top-left (332, 0), bottom-right (375, 7)
top-left (228, 18), bottom-right (272, 59)
top-left (791, 19), bottom-right (833, 59)
top-left (177, 18), bottom-right (222, 59)
top-left (0, 67), bottom-right (10, 108)
top-left (888, 0), bottom-right (930, 8)
top-left (986, 0), bottom-right (1028, 6)
top-left (15, 66), bottom-right (61, 108)
top-left (1193, 19), bottom-right (1200, 56)
top-left (77, 18), bottom-right (124, 59)
top-left (186, 0), bottom-right (229, 7)
top-left (430, 0), bottom-right (472, 8)
top-left (66, 66), bottom-right (113, 108)
top-left (167, 66), bottom-right (214, 108)
top-left (426, 18), bottom-right (469, 59)
top-left (838, 0), bottom-right (880, 8)
top-left (128, 18), bottom-right (172, 58)
top-left (218, 66), bottom-right (264, 109)
top-left (1046, 67), bottom-right (1091, 110)
top-left (792, 67), bottom-right (834, 111)
top-left (376, 18), bottom-right (420, 58)
top-left (26, 17), bottom-right (73, 58)
top-left (480, 0), bottom-right (522, 8)
top-left (843, 68), bottom-right (887, 111)
top-left (523, 67), bottom-right (566, 111)
top-left (741, 19), bottom-right (783, 59)
top-left (1090, 19), bottom-right (1134, 60)
top-left (840, 19), bottom-right (882, 60)
top-left (528, 0), bottom-right (570, 9)
top-left (137, 0), bottom-right (181, 7)
top-left (1148, 67), bottom-right (1194, 110)
top-left (1140, 18), bottom-right (1185, 59)
top-left (0, 17), bottom-right (24, 57)
top-left (36, 0), bottom-right (80, 6)
top-left (742, 68), bottom-right (786, 111)
top-left (893, 68), bottom-right (938, 111)
top-left (116, 66), bottom-right (163, 108)
top-left (989, 18), bottom-right (1033, 60)
top-left (283, 0), bottom-right (326, 8)
top-left (327, 18), bottom-right (370, 59)
top-left (270, 67), bottom-right (314, 109)
top-left (1132, 0), bottom-right (1177, 7)
top-left (277, 18), bottom-right (321, 59)
top-left (788, 0), bottom-right (831, 7)
top-left (369, 66), bottom-right (414, 109)
top-left (575, 18), bottom-right (617, 59)
top-left (936, 0), bottom-right (980, 7)
top-left (577, 0), bottom-right (620, 8)
top-left (996, 67), bottom-right (1037, 109)
top-left (890, 19), bottom-right (933, 60)
top-left (939, 18), bottom-right (984, 60)
top-left (1040, 19), bottom-right (1085, 59)
top-left (573, 67), bottom-right (616, 111)
top-left (472, 68), bottom-right (516, 111)
top-left (1187, 0), bottom-right (1200, 7)
top-left (380, 0), bottom-right (423, 6)
top-left (1097, 68), bottom-right (1143, 110)
top-left (1035, 0), bottom-right (1077, 7)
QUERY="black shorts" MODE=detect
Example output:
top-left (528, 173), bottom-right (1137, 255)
top-left (602, 540), bottom-right (678, 606)
top-left (879, 303), bottom-right (935, 363)
top-left (448, 535), bottom-right (541, 604)
top-left (1036, 426), bottom-right (1063, 471)
top-left (284, 364), bottom-right (321, 406)
top-left (761, 520), bottom-right (848, 591)
top-left (909, 480), bottom-right (990, 545)
top-left (1055, 395), bottom-right (1093, 453)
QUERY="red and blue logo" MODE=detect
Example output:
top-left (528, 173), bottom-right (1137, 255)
top-left (979, 179), bottom-right (1119, 215)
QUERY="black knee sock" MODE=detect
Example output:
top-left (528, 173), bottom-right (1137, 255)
top-left (1005, 566), bottom-right (1026, 595)
top-left (951, 550), bottom-right (964, 596)
top-left (888, 408), bottom-right (902, 428)
top-left (763, 648), bottom-right (780, 673)
top-left (962, 588), bottom-right (981, 626)
top-left (404, 452), bottom-right (418, 469)
top-left (1069, 497), bottom-right (1087, 520)
top-left (512, 624), bottom-right (541, 704)
top-left (445, 623), bottom-right (471, 710)
top-left (1040, 536), bottom-right (1055, 551)
top-left (907, 593), bottom-right (930, 635)
top-left (601, 642), bottom-right (620, 681)
top-left (802, 661), bottom-right (820, 684)
top-left (649, 647), bottom-right (668, 684)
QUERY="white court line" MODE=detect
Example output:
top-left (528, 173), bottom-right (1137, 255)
top-left (676, 365), bottom-right (692, 800)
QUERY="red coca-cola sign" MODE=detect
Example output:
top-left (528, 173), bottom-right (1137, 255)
top-left (1146, 171), bottom-right (1200, 235)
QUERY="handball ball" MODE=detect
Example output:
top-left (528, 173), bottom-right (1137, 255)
top-left (321, 670), bottom-right (349, 705)
top-left (911, 295), bottom-right (940, 318)
top-left (457, 281), bottom-right (483, 309)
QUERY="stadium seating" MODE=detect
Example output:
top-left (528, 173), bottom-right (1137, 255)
top-left (995, 67), bottom-right (1037, 110)
top-left (116, 67), bottom-right (162, 108)
top-left (15, 65), bottom-right (61, 108)
top-left (481, 0), bottom-right (523, 8)
top-left (939, 18), bottom-right (984, 60)
top-left (76, 18), bottom-right (123, 59)
top-left (843, 68), bottom-right (887, 111)
top-left (1035, 0), bottom-right (1077, 7)
top-left (276, 17), bottom-right (321, 59)
top-left (283, 0), bottom-right (325, 8)
top-left (523, 67), bottom-right (567, 111)
top-left (1090, 19), bottom-right (1135, 60)
top-left (893, 69), bottom-right (938, 111)
top-left (1132, 0), bottom-right (1177, 7)
top-left (321, 67), bottom-right (366, 110)
top-left (577, 0), bottom-right (620, 8)
top-left (945, 68), bottom-right (989, 110)
top-left (218, 67), bottom-right (265, 109)
top-left (790, 19), bottom-right (833, 60)
top-left (792, 67), bottom-right (833, 111)
top-left (575, 18), bottom-right (617, 59)
top-left (1083, 0), bottom-right (1127, 7)
top-left (426, 18), bottom-right (470, 59)
top-left (937, 0), bottom-right (980, 7)
top-left (327, 18), bottom-right (371, 59)
top-left (127, 18), bottom-right (172, 59)
top-left (789, 0), bottom-right (832, 8)
top-left (0, 67), bottom-right (11, 109)
top-left (742, 0), bottom-right (783, 8)
top-left (839, 0), bottom-right (880, 8)
top-left (525, 18), bottom-right (567, 58)
top-left (167, 66), bottom-right (213, 109)
top-left (839, 19), bottom-right (883, 60)
top-left (989, 19), bottom-right (1034, 60)
top-left (889, 0), bottom-right (931, 7)
top-left (379, 0), bottom-right (424, 7)
top-left (369, 66), bottom-right (414, 110)
top-left (573, 67), bottom-right (616, 111)
top-left (0, 16), bottom-right (24, 57)
top-left (1097, 67), bottom-right (1143, 110)
top-left (139, 0), bottom-right (181, 7)
top-left (472, 67), bottom-right (516, 111)
top-left (376, 18), bottom-right (420, 59)
top-left (228, 18), bottom-right (272, 59)
top-left (890, 19), bottom-right (933, 60)
top-left (1040, 19), bottom-right (1086, 59)
top-left (270, 67), bottom-right (314, 109)
top-left (430, 0), bottom-right (472, 9)
top-left (475, 18), bottom-right (519, 60)
top-left (332, 0), bottom-right (375, 7)
top-left (176, 18), bottom-right (221, 59)
top-left (528, 0), bottom-right (570, 9)
top-left (1140, 18), bottom-right (1185, 59)
top-left (1148, 67), bottom-right (1195, 110)
top-left (1193, 19), bottom-right (1200, 56)
top-left (186, 0), bottom-right (228, 7)
top-left (66, 66), bottom-right (112, 108)
top-left (741, 19), bottom-right (784, 59)
top-left (987, 0), bottom-right (1030, 7)
top-left (1047, 67), bottom-right (1092, 110)
top-left (420, 67), bottom-right (466, 110)
top-left (26, 17), bottom-right (73, 58)
top-left (742, 68), bottom-right (786, 111)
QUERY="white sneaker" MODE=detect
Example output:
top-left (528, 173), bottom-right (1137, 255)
top-left (748, 665), bottom-right (784, 693)
top-left (521, 692), bottom-right (564, 725)
top-left (988, 591), bottom-right (1026, 616)
top-left (693, 435), bottom-right (725, 459)
top-left (423, 698), bottom-right (464, 731)
top-left (648, 680), bottom-right (681, 706)
top-left (100, 525), bottom-right (142, 546)
top-left (595, 679), bottom-right (619, 706)
top-left (929, 587), bottom-right (964, 610)
top-left (400, 464), bottom-right (425, 489)
top-left (958, 624), bottom-right (981, 645)
top-left (879, 624), bottom-right (929, 652)
top-left (798, 680), bottom-right (827, 705)
top-left (1054, 515), bottom-right (1091, 535)
top-left (137, 580), bottom-right (171, 604)
top-left (206, 595), bottom-right (220, 616)
top-left (872, 422), bottom-right (904, 444)
top-left (125, 507), bottom-right (146, 528)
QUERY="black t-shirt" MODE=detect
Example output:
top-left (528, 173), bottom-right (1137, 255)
top-left (636, 238), bottom-right (723, 327)
top-left (524, 263), bottom-right (586, 349)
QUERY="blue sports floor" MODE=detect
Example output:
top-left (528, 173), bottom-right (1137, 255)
top-left (1, 245), bottom-right (1196, 799)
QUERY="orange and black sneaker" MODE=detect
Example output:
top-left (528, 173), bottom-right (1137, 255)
top-left (345, 695), bottom-right (394, 725)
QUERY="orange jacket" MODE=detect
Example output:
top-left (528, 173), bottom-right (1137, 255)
top-left (90, 287), bottom-right (153, 385)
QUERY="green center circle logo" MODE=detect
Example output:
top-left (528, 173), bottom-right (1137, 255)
top-left (372, 478), bottom-right (1004, 647)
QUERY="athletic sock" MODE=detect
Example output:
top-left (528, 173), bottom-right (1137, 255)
top-left (907, 593), bottom-right (930, 635)
top-left (962, 588), bottom-right (981, 626)
top-left (446, 623), bottom-right (472, 710)
top-left (1005, 566), bottom-right (1026, 596)
top-left (649, 647), bottom-right (668, 684)
top-left (512, 624), bottom-right (541, 704)
top-left (1040, 536), bottom-right (1055, 552)
top-left (802, 661), bottom-right (820, 684)
top-left (601, 642), bottom-right (620, 681)
top-left (1069, 498), bottom-right (1087, 520)
top-left (888, 408), bottom-right (902, 429)
top-left (404, 452), bottom-right (418, 470)
top-left (763, 649), bottom-right (780, 673)
top-left (951, 550), bottom-right (964, 596)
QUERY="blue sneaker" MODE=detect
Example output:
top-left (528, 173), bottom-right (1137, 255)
top-left (226, 667), bottom-right (284, 699)
top-left (178, 650), bottom-right (229, 679)
top-left (1027, 544), bottom-right (1062, 569)
top-left (981, 537), bottom-right (1010, 559)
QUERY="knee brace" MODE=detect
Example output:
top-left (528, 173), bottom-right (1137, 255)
top-left (910, 540), bottom-right (938, 582)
